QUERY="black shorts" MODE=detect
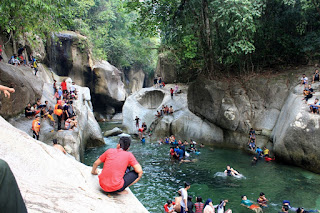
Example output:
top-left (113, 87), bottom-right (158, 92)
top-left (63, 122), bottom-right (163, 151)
top-left (113, 171), bottom-right (139, 193)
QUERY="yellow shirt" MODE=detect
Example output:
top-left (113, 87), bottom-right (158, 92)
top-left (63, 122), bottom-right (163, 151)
top-left (263, 149), bottom-right (269, 155)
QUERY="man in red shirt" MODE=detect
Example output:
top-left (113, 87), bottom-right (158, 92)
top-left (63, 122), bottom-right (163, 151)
top-left (91, 137), bottom-right (143, 194)
top-left (61, 79), bottom-right (68, 94)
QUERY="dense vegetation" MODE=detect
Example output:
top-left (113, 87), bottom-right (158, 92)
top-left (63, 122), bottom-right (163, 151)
top-left (1, 0), bottom-right (320, 77)
top-left (126, 0), bottom-right (320, 76)
top-left (0, 0), bottom-right (158, 75)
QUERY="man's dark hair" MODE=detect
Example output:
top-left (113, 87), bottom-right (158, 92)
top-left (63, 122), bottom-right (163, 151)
top-left (241, 195), bottom-right (246, 199)
top-left (184, 182), bottom-right (190, 188)
top-left (119, 137), bottom-right (131, 151)
top-left (282, 205), bottom-right (289, 211)
top-left (53, 139), bottom-right (57, 144)
top-left (260, 192), bottom-right (265, 196)
top-left (167, 200), bottom-right (172, 205)
top-left (296, 207), bottom-right (303, 213)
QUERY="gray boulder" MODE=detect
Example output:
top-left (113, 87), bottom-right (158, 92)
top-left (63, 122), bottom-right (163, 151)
top-left (91, 60), bottom-right (127, 114)
top-left (0, 63), bottom-right (43, 119)
top-left (104, 127), bottom-right (123, 137)
top-left (272, 85), bottom-right (320, 173)
top-left (155, 52), bottom-right (178, 83)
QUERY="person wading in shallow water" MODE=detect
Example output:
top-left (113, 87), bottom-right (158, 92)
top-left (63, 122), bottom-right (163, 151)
top-left (91, 136), bottom-right (143, 194)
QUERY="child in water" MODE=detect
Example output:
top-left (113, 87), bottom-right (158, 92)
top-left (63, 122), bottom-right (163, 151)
top-left (257, 192), bottom-right (268, 207)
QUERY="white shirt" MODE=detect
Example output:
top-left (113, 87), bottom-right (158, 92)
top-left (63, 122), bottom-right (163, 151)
top-left (179, 188), bottom-right (188, 208)
top-left (301, 77), bottom-right (308, 84)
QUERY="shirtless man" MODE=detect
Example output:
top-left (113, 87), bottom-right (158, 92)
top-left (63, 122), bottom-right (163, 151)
top-left (53, 139), bottom-right (66, 154)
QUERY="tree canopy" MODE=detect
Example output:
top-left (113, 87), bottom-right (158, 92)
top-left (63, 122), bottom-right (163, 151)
top-left (125, 0), bottom-right (320, 77)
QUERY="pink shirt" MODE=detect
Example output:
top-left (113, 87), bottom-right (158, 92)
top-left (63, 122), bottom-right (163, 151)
top-left (98, 148), bottom-right (138, 192)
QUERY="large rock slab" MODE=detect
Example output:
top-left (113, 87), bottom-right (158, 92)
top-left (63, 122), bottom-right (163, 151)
top-left (0, 116), bottom-right (148, 213)
top-left (123, 85), bottom-right (223, 144)
top-left (0, 63), bottom-right (43, 119)
top-left (92, 60), bottom-right (127, 114)
top-left (46, 31), bottom-right (93, 86)
top-left (188, 77), bottom-right (291, 135)
top-left (155, 52), bottom-right (178, 83)
top-left (272, 84), bottom-right (320, 173)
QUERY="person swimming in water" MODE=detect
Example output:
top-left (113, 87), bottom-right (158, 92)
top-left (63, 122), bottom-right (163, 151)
top-left (257, 192), bottom-right (268, 207)
top-left (224, 165), bottom-right (239, 177)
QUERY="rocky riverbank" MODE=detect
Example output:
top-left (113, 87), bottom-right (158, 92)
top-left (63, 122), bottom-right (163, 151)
top-left (123, 66), bottom-right (320, 173)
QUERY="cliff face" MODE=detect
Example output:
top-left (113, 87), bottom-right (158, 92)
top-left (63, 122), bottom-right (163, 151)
top-left (0, 116), bottom-right (148, 213)
top-left (0, 63), bottom-right (43, 119)
top-left (187, 67), bottom-right (320, 173)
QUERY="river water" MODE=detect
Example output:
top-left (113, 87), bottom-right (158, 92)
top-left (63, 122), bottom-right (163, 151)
top-left (84, 122), bottom-right (320, 213)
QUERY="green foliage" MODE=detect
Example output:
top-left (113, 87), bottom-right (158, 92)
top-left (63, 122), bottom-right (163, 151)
top-left (125, 0), bottom-right (320, 76)
top-left (0, 0), bottom-right (70, 39)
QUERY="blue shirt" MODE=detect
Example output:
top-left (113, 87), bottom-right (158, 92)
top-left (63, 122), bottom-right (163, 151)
top-left (179, 149), bottom-right (184, 157)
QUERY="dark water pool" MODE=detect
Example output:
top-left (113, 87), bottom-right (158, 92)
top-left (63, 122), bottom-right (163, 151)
top-left (84, 123), bottom-right (320, 213)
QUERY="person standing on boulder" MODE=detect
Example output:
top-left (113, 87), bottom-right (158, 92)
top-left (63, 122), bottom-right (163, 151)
top-left (135, 116), bottom-right (140, 128)
top-left (91, 136), bottom-right (143, 194)
top-left (170, 88), bottom-right (174, 99)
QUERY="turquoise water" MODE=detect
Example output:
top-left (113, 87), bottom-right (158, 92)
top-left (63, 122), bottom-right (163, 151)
top-left (84, 123), bottom-right (320, 213)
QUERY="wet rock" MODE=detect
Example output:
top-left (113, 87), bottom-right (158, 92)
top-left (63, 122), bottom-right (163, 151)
top-left (104, 127), bottom-right (123, 137)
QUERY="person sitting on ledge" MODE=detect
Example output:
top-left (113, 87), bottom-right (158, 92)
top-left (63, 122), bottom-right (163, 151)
top-left (248, 138), bottom-right (256, 151)
top-left (169, 106), bottom-right (174, 114)
top-left (309, 98), bottom-right (320, 114)
top-left (91, 137), bottom-right (143, 194)
top-left (302, 85), bottom-right (314, 104)
top-left (53, 139), bottom-right (66, 154)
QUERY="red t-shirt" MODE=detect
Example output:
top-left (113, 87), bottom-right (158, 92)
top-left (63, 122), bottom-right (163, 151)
top-left (98, 148), bottom-right (139, 192)
top-left (61, 81), bottom-right (67, 91)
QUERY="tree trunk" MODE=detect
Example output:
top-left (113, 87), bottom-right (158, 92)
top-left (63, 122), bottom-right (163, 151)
top-left (23, 32), bottom-right (29, 65)
top-left (11, 31), bottom-right (17, 54)
top-left (201, 0), bottom-right (214, 72)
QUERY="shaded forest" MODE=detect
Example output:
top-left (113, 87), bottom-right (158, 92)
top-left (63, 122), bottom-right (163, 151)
top-left (1, 0), bottom-right (320, 78)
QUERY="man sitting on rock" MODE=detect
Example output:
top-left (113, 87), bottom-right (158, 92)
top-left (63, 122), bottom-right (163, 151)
top-left (302, 84), bottom-right (314, 104)
top-left (309, 98), bottom-right (320, 114)
top-left (91, 137), bottom-right (143, 194)
top-left (53, 139), bottom-right (66, 154)
top-left (301, 74), bottom-right (308, 89)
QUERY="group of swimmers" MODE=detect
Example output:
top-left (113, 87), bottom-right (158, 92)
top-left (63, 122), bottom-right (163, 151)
top-left (158, 135), bottom-right (203, 162)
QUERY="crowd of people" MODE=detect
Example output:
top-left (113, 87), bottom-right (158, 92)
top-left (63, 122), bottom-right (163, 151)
top-left (6, 46), bottom-right (39, 75)
top-left (25, 79), bottom-right (79, 140)
top-left (300, 71), bottom-right (320, 114)
top-left (164, 184), bottom-right (317, 213)
top-left (156, 105), bottom-right (174, 117)
top-left (248, 128), bottom-right (275, 165)
top-left (164, 182), bottom-right (232, 213)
